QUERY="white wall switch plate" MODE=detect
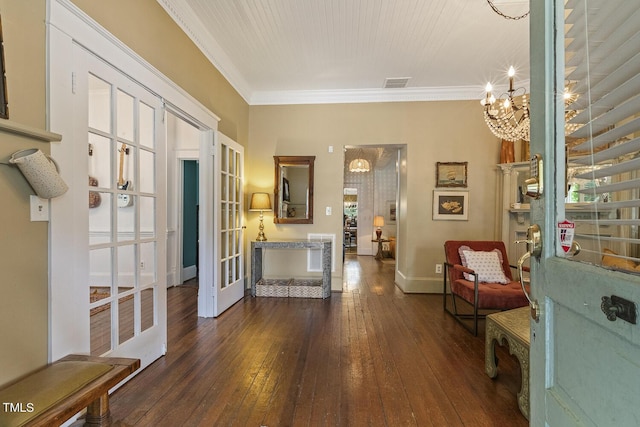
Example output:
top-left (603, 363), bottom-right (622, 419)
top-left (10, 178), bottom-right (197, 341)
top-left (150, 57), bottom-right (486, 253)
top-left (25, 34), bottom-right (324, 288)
top-left (30, 195), bottom-right (49, 222)
top-left (326, 206), bottom-right (332, 215)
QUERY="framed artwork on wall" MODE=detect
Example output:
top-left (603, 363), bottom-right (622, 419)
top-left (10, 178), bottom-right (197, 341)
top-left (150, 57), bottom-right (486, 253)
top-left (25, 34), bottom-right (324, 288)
top-left (433, 190), bottom-right (468, 221)
top-left (386, 200), bottom-right (396, 224)
top-left (436, 162), bottom-right (467, 188)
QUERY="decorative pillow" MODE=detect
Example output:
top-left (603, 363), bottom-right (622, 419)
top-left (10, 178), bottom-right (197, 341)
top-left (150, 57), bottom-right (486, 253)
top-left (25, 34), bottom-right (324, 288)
top-left (458, 245), bottom-right (503, 267)
top-left (602, 248), bottom-right (637, 271)
top-left (460, 249), bottom-right (509, 284)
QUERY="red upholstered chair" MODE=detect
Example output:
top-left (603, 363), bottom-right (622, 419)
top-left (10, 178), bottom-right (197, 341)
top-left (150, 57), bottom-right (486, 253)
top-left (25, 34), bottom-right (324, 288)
top-left (443, 240), bottom-right (529, 335)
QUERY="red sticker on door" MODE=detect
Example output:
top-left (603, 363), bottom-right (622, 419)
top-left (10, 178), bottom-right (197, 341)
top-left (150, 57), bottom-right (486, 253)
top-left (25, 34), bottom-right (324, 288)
top-left (558, 220), bottom-right (575, 253)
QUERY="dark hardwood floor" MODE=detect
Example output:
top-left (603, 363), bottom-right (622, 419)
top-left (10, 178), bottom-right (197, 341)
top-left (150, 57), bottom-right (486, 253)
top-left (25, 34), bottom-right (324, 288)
top-left (109, 255), bottom-right (528, 426)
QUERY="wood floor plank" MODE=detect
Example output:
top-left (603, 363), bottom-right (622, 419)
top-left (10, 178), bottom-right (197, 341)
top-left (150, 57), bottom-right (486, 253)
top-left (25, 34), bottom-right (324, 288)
top-left (109, 255), bottom-right (528, 427)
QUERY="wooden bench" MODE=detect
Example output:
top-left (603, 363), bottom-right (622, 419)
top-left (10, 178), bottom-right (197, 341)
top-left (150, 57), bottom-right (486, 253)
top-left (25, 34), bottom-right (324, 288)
top-left (0, 354), bottom-right (140, 427)
top-left (485, 306), bottom-right (530, 420)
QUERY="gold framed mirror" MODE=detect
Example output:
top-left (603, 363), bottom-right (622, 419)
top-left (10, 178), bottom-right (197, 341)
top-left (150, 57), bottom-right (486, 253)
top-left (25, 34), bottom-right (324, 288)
top-left (274, 155), bottom-right (315, 224)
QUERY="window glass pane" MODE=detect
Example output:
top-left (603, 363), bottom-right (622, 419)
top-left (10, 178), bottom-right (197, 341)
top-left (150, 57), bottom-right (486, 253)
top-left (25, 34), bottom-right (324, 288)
top-left (139, 101), bottom-right (155, 149)
top-left (117, 144), bottom-right (135, 195)
top-left (118, 244), bottom-right (136, 293)
top-left (221, 260), bottom-right (227, 288)
top-left (221, 174), bottom-right (228, 200)
top-left (117, 89), bottom-right (134, 142)
top-left (221, 144), bottom-right (228, 173)
top-left (221, 202), bottom-right (228, 230)
top-left (139, 149), bottom-right (155, 194)
top-left (90, 247), bottom-right (112, 299)
top-left (140, 241), bottom-right (156, 286)
top-left (117, 196), bottom-right (136, 241)
top-left (89, 193), bottom-right (112, 245)
top-left (221, 231), bottom-right (227, 259)
top-left (118, 294), bottom-right (135, 344)
top-left (141, 287), bottom-right (154, 332)
top-left (140, 196), bottom-right (156, 239)
top-left (90, 303), bottom-right (111, 356)
top-left (88, 74), bottom-right (111, 133)
top-left (88, 133), bottom-right (112, 189)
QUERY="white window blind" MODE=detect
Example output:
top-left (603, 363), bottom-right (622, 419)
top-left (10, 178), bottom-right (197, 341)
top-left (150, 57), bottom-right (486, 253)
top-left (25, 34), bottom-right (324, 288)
top-left (564, 0), bottom-right (640, 272)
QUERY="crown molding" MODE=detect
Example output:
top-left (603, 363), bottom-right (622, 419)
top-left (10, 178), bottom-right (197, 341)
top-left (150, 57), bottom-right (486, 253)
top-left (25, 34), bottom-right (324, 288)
top-left (157, 0), bottom-right (253, 103)
top-left (250, 85), bottom-right (488, 105)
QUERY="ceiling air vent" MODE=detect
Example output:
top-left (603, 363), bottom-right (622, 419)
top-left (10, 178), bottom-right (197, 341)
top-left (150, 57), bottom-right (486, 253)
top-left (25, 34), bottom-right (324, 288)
top-left (384, 77), bottom-right (410, 89)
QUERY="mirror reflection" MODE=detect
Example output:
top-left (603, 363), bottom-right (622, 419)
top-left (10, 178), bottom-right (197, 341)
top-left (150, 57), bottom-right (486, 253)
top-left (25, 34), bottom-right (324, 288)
top-left (274, 156), bottom-right (315, 224)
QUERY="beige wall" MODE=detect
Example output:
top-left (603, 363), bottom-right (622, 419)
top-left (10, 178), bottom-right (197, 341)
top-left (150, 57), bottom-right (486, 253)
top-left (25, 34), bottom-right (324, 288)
top-left (247, 101), bottom-right (502, 291)
top-left (0, 0), bottom-right (249, 386)
top-left (71, 0), bottom-right (250, 146)
top-left (0, 0), bottom-right (50, 386)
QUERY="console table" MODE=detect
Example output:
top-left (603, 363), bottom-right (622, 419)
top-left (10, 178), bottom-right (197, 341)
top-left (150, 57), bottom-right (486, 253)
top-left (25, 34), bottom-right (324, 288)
top-left (251, 240), bottom-right (332, 299)
top-left (485, 306), bottom-right (530, 420)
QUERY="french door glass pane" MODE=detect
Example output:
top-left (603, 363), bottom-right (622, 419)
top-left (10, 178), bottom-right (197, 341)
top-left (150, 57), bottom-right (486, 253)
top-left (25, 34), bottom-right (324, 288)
top-left (90, 247), bottom-right (112, 300)
top-left (117, 89), bottom-right (134, 141)
top-left (117, 244), bottom-right (136, 293)
top-left (139, 102), bottom-right (155, 149)
top-left (139, 149), bottom-right (155, 193)
top-left (140, 241), bottom-right (156, 286)
top-left (89, 193), bottom-right (111, 245)
top-left (118, 294), bottom-right (135, 344)
top-left (88, 74), bottom-right (111, 133)
top-left (139, 196), bottom-right (156, 238)
top-left (141, 288), bottom-right (154, 332)
top-left (90, 304), bottom-right (111, 356)
top-left (88, 133), bottom-right (112, 187)
top-left (117, 198), bottom-right (135, 242)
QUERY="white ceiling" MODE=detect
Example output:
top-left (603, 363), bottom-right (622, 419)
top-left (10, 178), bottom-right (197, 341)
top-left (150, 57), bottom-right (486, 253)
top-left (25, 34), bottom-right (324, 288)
top-left (158, 0), bottom-right (530, 105)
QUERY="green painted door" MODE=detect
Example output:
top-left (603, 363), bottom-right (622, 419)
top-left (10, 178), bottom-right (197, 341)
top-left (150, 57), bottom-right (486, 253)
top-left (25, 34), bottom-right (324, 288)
top-left (529, 1), bottom-right (640, 425)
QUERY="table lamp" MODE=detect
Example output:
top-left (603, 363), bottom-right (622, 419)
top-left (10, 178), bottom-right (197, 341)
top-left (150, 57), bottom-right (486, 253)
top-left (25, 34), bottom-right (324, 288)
top-left (249, 192), bottom-right (272, 241)
top-left (374, 215), bottom-right (384, 240)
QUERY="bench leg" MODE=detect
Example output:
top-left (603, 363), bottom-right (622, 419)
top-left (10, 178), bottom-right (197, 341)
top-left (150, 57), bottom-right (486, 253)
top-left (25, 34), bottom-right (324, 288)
top-left (84, 393), bottom-right (112, 427)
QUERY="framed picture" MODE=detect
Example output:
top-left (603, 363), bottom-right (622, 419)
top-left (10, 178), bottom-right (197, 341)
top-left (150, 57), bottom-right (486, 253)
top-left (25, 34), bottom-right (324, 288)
top-left (282, 177), bottom-right (290, 202)
top-left (436, 162), bottom-right (467, 188)
top-left (386, 200), bottom-right (396, 224)
top-left (433, 190), bottom-right (469, 221)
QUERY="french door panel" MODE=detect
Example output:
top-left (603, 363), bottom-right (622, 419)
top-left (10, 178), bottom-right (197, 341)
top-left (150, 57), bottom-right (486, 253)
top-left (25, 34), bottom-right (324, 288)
top-left (214, 132), bottom-right (244, 317)
top-left (529, 1), bottom-right (640, 425)
top-left (83, 49), bottom-right (166, 369)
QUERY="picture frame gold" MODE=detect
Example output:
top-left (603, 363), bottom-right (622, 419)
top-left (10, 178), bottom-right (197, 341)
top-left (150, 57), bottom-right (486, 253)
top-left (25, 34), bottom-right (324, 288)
top-left (433, 190), bottom-right (469, 221)
top-left (436, 162), bottom-right (467, 188)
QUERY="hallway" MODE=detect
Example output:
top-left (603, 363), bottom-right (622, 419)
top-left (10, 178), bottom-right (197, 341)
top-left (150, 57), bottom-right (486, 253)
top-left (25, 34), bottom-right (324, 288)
top-left (109, 255), bottom-right (527, 426)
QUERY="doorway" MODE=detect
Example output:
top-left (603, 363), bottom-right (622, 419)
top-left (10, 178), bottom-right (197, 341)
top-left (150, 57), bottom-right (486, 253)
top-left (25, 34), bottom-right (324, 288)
top-left (343, 145), bottom-right (402, 259)
top-left (182, 160), bottom-right (199, 283)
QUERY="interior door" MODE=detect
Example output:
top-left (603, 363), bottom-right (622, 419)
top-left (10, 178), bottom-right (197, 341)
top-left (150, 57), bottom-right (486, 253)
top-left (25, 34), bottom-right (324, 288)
top-left (529, 1), bottom-right (640, 425)
top-left (214, 132), bottom-right (245, 317)
top-left (83, 49), bottom-right (167, 368)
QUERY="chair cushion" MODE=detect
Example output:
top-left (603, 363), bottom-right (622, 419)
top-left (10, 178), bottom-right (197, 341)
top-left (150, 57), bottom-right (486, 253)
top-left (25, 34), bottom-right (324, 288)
top-left (451, 279), bottom-right (529, 309)
top-left (460, 249), bottom-right (509, 284)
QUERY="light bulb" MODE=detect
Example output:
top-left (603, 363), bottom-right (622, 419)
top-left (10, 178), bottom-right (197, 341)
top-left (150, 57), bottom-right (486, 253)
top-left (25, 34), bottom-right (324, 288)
top-left (503, 98), bottom-right (511, 108)
top-left (508, 66), bottom-right (515, 77)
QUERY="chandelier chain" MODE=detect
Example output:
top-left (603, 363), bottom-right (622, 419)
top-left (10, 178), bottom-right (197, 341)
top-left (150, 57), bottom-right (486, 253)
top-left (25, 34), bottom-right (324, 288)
top-left (486, 0), bottom-right (530, 20)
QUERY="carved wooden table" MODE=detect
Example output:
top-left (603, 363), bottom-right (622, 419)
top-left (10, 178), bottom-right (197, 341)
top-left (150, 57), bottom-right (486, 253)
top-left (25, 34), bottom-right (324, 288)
top-left (485, 306), bottom-right (530, 420)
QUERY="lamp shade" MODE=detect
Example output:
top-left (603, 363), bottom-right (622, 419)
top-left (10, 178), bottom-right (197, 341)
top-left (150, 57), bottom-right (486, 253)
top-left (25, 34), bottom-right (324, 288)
top-left (249, 192), bottom-right (272, 211)
top-left (373, 216), bottom-right (384, 227)
top-left (348, 158), bottom-right (370, 173)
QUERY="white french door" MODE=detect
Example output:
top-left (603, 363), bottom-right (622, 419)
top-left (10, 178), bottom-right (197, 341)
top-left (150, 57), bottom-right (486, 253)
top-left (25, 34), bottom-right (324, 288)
top-left (529, 0), bottom-right (640, 425)
top-left (50, 43), bottom-right (167, 369)
top-left (214, 133), bottom-right (245, 317)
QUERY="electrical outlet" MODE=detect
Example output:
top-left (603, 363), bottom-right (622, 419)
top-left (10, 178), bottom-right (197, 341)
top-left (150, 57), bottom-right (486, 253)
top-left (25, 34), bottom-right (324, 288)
top-left (326, 206), bottom-right (332, 215)
top-left (435, 264), bottom-right (443, 274)
top-left (140, 261), bottom-right (145, 269)
top-left (328, 145), bottom-right (334, 153)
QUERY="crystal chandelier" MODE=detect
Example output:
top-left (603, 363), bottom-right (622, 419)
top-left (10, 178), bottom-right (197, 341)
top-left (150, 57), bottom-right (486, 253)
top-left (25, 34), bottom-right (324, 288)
top-left (481, 66), bottom-right (530, 142)
top-left (481, 66), bottom-right (579, 142)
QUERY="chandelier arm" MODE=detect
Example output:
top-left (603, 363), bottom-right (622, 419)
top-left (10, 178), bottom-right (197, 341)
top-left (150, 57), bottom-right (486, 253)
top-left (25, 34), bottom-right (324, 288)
top-left (486, 0), bottom-right (530, 20)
